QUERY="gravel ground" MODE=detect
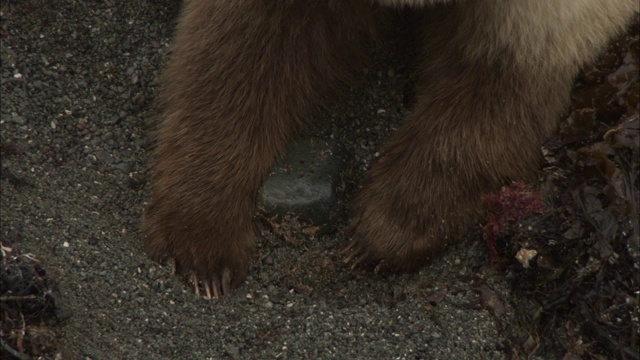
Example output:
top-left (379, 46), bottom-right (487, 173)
top-left (0, 1), bottom-right (595, 359)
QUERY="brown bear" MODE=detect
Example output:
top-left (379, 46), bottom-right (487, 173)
top-left (142, 0), bottom-right (637, 298)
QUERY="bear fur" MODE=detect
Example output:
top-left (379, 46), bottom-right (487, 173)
top-left (142, 0), bottom-right (637, 298)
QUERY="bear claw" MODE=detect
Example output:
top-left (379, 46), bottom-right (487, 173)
top-left (190, 269), bottom-right (232, 299)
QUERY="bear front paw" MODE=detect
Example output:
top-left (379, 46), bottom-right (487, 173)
top-left (346, 161), bottom-right (482, 272)
top-left (346, 199), bottom-right (437, 272)
top-left (142, 194), bottom-right (255, 298)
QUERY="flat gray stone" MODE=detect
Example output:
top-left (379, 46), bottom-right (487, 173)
top-left (257, 137), bottom-right (346, 231)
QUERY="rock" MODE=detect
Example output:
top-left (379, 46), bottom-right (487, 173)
top-left (257, 137), bottom-right (347, 232)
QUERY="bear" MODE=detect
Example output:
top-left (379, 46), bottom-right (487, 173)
top-left (142, 0), bottom-right (637, 298)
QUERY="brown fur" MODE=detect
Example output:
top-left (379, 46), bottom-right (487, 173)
top-left (142, 0), bottom-right (636, 296)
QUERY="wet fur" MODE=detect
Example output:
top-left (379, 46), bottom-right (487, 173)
top-left (142, 0), bottom-right (636, 295)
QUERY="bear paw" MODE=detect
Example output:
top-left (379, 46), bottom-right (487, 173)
top-left (142, 195), bottom-right (255, 298)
